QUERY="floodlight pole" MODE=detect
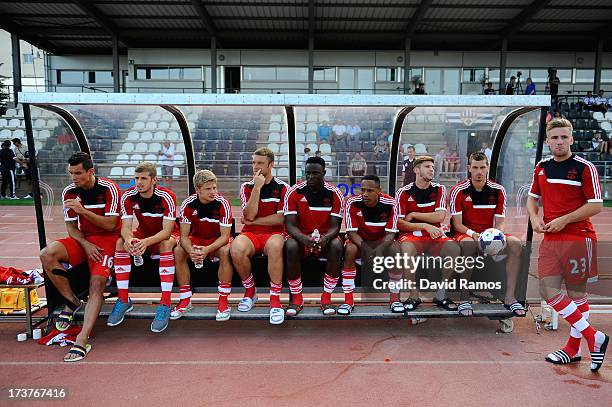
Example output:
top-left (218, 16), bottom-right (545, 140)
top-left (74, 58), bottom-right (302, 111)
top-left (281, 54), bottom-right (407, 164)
top-left (403, 38), bottom-right (411, 94)
top-left (11, 33), bottom-right (22, 104)
top-left (499, 38), bottom-right (508, 95)
top-left (211, 37), bottom-right (217, 94)
top-left (594, 39), bottom-right (604, 94)
top-left (112, 34), bottom-right (120, 93)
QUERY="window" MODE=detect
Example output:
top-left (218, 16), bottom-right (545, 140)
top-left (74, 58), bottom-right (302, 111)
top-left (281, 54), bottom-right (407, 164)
top-left (488, 68), bottom-right (500, 83)
top-left (57, 70), bottom-right (84, 84)
top-left (23, 54), bottom-right (34, 64)
top-left (276, 67), bottom-right (308, 81)
top-left (376, 67), bottom-right (403, 82)
top-left (313, 67), bottom-right (336, 81)
top-left (135, 66), bottom-right (202, 81)
top-left (462, 68), bottom-right (486, 83)
top-left (575, 69), bottom-right (595, 83)
top-left (243, 67), bottom-right (309, 81)
top-left (602, 69), bottom-right (612, 83)
top-left (169, 67), bottom-right (202, 80)
top-left (555, 69), bottom-right (572, 83)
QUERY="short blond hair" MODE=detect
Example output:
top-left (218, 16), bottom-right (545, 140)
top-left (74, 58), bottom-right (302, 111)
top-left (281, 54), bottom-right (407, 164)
top-left (253, 146), bottom-right (275, 163)
top-left (413, 155), bottom-right (434, 168)
top-left (135, 162), bottom-right (157, 178)
top-left (193, 169), bottom-right (217, 188)
top-left (546, 117), bottom-right (573, 134)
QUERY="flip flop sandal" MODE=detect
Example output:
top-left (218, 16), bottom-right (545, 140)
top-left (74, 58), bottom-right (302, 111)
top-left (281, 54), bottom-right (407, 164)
top-left (433, 298), bottom-right (458, 311)
top-left (390, 301), bottom-right (405, 313)
top-left (458, 302), bottom-right (474, 317)
top-left (321, 303), bottom-right (337, 316)
top-left (545, 349), bottom-right (581, 365)
top-left (590, 334), bottom-right (609, 372)
top-left (56, 301), bottom-right (83, 332)
top-left (504, 302), bottom-right (526, 317)
top-left (284, 302), bottom-right (304, 317)
top-left (403, 298), bottom-right (422, 311)
top-left (63, 344), bottom-right (91, 363)
top-left (337, 303), bottom-right (354, 316)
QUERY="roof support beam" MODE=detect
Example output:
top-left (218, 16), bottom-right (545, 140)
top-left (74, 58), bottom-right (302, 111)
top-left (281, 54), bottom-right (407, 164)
top-left (594, 39), bottom-right (604, 94)
top-left (72, 0), bottom-right (131, 47)
top-left (11, 33), bottom-right (22, 104)
top-left (0, 16), bottom-right (60, 54)
top-left (190, 0), bottom-right (217, 37)
top-left (499, 0), bottom-right (553, 38)
top-left (405, 0), bottom-right (433, 38)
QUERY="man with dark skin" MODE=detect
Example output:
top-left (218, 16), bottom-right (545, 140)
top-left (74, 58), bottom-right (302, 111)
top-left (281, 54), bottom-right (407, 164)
top-left (284, 157), bottom-right (344, 316)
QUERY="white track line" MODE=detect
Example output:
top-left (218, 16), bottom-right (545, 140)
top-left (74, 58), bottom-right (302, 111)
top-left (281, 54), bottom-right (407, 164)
top-left (0, 360), bottom-right (547, 366)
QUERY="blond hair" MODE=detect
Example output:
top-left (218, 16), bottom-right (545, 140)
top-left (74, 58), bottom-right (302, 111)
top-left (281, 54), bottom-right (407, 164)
top-left (413, 155), bottom-right (434, 168)
top-left (193, 169), bottom-right (217, 188)
top-left (546, 117), bottom-right (573, 134)
top-left (134, 162), bottom-right (157, 178)
top-left (253, 146), bottom-right (275, 163)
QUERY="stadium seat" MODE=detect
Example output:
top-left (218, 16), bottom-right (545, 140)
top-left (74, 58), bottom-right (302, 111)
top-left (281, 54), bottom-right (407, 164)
top-left (295, 122), bottom-right (306, 132)
top-left (270, 114), bottom-right (282, 123)
top-left (267, 143), bottom-right (279, 154)
top-left (149, 113), bottom-right (161, 121)
top-left (109, 167), bottom-right (123, 178)
top-left (174, 154), bottom-right (185, 164)
top-left (170, 122), bottom-right (180, 131)
top-left (133, 121), bottom-right (145, 130)
top-left (5, 108), bottom-right (17, 117)
top-left (153, 131), bottom-right (166, 141)
top-left (593, 112), bottom-right (605, 121)
top-left (605, 112), bottom-right (612, 121)
top-left (145, 122), bottom-right (157, 131)
top-left (172, 167), bottom-right (181, 177)
top-left (0, 129), bottom-right (10, 138)
top-left (187, 113), bottom-right (198, 122)
top-left (277, 167), bottom-right (289, 177)
top-left (319, 112), bottom-right (330, 122)
top-left (7, 119), bottom-right (21, 128)
top-left (136, 112), bottom-right (148, 121)
top-left (268, 132), bottom-right (281, 142)
top-left (125, 167), bottom-right (136, 177)
top-left (295, 132), bottom-right (306, 143)
top-left (279, 143), bottom-right (289, 153)
top-left (121, 142), bottom-right (135, 153)
top-left (319, 143), bottom-right (331, 154)
top-left (33, 119), bottom-right (46, 129)
top-left (114, 154), bottom-right (129, 164)
top-left (0, 119), bottom-right (7, 128)
top-left (306, 113), bottom-right (317, 122)
top-left (135, 143), bottom-right (148, 153)
top-left (176, 144), bottom-right (185, 153)
top-left (414, 143), bottom-right (428, 154)
top-left (127, 131), bottom-right (139, 140)
top-left (12, 129), bottom-right (25, 139)
top-left (245, 140), bottom-right (257, 151)
top-left (47, 119), bottom-right (59, 128)
top-left (158, 121), bottom-right (170, 131)
top-left (217, 140), bottom-right (230, 151)
top-left (600, 122), bottom-right (611, 132)
top-left (144, 154), bottom-right (158, 162)
top-left (138, 132), bottom-right (151, 141)
top-left (306, 123), bottom-right (318, 132)
top-left (306, 132), bottom-right (317, 142)
top-left (38, 129), bottom-right (51, 139)
top-left (129, 154), bottom-right (143, 164)
top-left (306, 143), bottom-right (318, 152)
top-left (148, 143), bottom-right (162, 153)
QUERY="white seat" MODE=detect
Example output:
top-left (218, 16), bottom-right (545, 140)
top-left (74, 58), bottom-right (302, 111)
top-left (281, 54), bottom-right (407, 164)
top-left (140, 131), bottom-right (153, 141)
top-left (8, 119), bottom-right (21, 128)
top-left (115, 154), bottom-right (129, 164)
top-left (136, 112), bottom-right (148, 121)
top-left (601, 122), bottom-right (612, 132)
top-left (145, 122), bottom-right (157, 131)
top-left (33, 119), bottom-right (46, 129)
top-left (605, 112), bottom-right (612, 121)
top-left (46, 119), bottom-right (59, 129)
top-left (109, 167), bottom-right (123, 178)
top-left (305, 132), bottom-right (317, 142)
top-left (295, 122), bottom-right (306, 132)
top-left (306, 143), bottom-right (318, 152)
top-left (0, 129), bottom-right (11, 138)
top-left (188, 122), bottom-right (196, 131)
top-left (174, 154), bottom-right (184, 164)
top-left (269, 122), bottom-right (282, 132)
top-left (30, 109), bottom-right (41, 118)
top-left (37, 129), bottom-right (51, 140)
top-left (34, 141), bottom-right (42, 150)
top-left (134, 142), bottom-right (148, 153)
top-left (187, 113), bottom-right (198, 122)
top-left (13, 129), bottom-right (25, 139)
top-left (133, 121), bottom-right (145, 130)
top-left (0, 119), bottom-right (8, 127)
top-left (153, 131), bottom-right (166, 141)
top-left (306, 123), bottom-right (318, 132)
top-left (319, 143), bottom-right (332, 154)
top-left (124, 167), bottom-right (135, 177)
top-left (129, 154), bottom-right (143, 164)
top-left (593, 112), bottom-right (605, 121)
top-left (176, 144), bottom-right (185, 153)
top-left (271, 168), bottom-right (277, 176)
top-left (5, 108), bottom-right (17, 117)
top-left (414, 143), bottom-right (428, 154)
top-left (170, 122), bottom-right (180, 130)
top-left (319, 112), bottom-right (330, 122)
top-left (278, 155), bottom-right (289, 163)
top-left (148, 142), bottom-right (161, 153)
top-left (149, 113), bottom-right (161, 121)
top-left (296, 143), bottom-right (305, 154)
top-left (167, 131), bottom-right (179, 141)
top-left (172, 167), bottom-right (181, 176)
top-left (270, 114), bottom-right (282, 123)
top-left (158, 121), bottom-right (170, 130)
top-left (127, 131), bottom-right (139, 140)
top-left (267, 143), bottom-right (279, 154)
top-left (279, 143), bottom-right (289, 153)
top-left (322, 155), bottom-right (332, 163)
top-left (306, 113), bottom-right (318, 122)
top-left (277, 168), bottom-right (289, 177)
top-left (120, 143), bottom-right (135, 153)
top-left (295, 132), bottom-right (306, 143)
top-left (144, 154), bottom-right (158, 162)
top-left (268, 132), bottom-right (281, 142)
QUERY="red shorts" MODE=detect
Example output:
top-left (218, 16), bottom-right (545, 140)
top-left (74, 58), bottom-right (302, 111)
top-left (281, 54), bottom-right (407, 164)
top-left (241, 231), bottom-right (284, 255)
top-left (58, 235), bottom-right (119, 278)
top-left (538, 233), bottom-right (598, 285)
top-left (398, 233), bottom-right (452, 257)
top-left (189, 235), bottom-right (231, 260)
top-left (285, 235), bottom-right (343, 258)
top-left (132, 229), bottom-right (180, 254)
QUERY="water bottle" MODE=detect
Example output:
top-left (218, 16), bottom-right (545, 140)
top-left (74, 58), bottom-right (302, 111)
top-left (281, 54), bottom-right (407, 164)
top-left (193, 245), bottom-right (204, 269)
top-left (310, 229), bottom-right (321, 256)
top-left (131, 238), bottom-right (144, 267)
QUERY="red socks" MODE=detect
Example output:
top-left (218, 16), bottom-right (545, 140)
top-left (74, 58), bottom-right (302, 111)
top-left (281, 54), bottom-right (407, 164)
top-left (270, 281), bottom-right (282, 308)
top-left (159, 251), bottom-right (175, 306)
top-left (342, 268), bottom-right (356, 306)
top-left (114, 250), bottom-right (131, 303)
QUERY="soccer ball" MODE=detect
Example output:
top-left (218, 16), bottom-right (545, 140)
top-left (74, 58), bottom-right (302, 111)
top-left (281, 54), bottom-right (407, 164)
top-left (478, 228), bottom-right (506, 256)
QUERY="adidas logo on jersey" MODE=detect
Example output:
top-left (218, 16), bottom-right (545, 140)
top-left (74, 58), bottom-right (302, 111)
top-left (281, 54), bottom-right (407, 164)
top-left (356, 211), bottom-right (363, 217)
top-left (133, 204), bottom-right (140, 210)
top-left (407, 197), bottom-right (415, 202)
top-left (538, 169), bottom-right (544, 176)
top-left (300, 197), bottom-right (308, 202)
top-left (465, 196), bottom-right (472, 202)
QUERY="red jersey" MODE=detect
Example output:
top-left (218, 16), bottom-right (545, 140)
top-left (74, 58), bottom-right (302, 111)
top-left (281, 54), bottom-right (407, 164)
top-left (345, 193), bottom-right (398, 241)
top-left (395, 182), bottom-right (447, 236)
top-left (529, 155), bottom-right (601, 237)
top-left (240, 177), bottom-right (288, 234)
top-left (62, 177), bottom-right (121, 237)
top-left (121, 185), bottom-right (178, 237)
top-left (179, 193), bottom-right (233, 239)
top-left (450, 179), bottom-right (506, 233)
top-left (283, 181), bottom-right (344, 235)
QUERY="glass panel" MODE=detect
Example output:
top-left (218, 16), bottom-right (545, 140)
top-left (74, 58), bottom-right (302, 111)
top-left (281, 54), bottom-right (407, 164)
top-left (377, 67), bottom-right (403, 82)
top-left (243, 67), bottom-right (276, 81)
top-left (183, 106), bottom-right (289, 231)
top-left (313, 67), bottom-right (336, 81)
top-left (555, 68), bottom-right (572, 83)
top-left (149, 67), bottom-right (170, 80)
top-left (295, 106), bottom-right (400, 199)
top-left (425, 69), bottom-right (441, 95)
top-left (63, 105), bottom-right (189, 199)
top-left (357, 68), bottom-right (374, 94)
top-left (602, 69), bottom-right (612, 83)
top-left (276, 67), bottom-right (308, 81)
top-left (575, 69), bottom-right (595, 83)
top-left (530, 69), bottom-right (548, 83)
top-left (338, 68), bottom-right (355, 94)
top-left (59, 71), bottom-right (84, 84)
top-left (169, 67), bottom-right (202, 81)
top-left (462, 68), bottom-right (485, 83)
top-left (443, 69), bottom-right (460, 94)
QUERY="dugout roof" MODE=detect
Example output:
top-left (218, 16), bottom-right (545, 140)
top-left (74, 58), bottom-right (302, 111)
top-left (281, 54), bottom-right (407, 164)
top-left (1, 0), bottom-right (612, 55)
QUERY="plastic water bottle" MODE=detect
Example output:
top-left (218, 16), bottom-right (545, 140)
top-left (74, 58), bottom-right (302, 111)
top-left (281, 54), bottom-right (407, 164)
top-left (132, 239), bottom-right (144, 267)
top-left (193, 245), bottom-right (204, 269)
top-left (310, 229), bottom-right (321, 255)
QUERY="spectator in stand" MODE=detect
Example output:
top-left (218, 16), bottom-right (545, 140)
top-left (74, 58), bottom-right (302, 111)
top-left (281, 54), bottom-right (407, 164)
top-left (347, 122), bottom-right (361, 142)
top-left (331, 121), bottom-right (348, 150)
top-left (590, 132), bottom-right (608, 155)
top-left (414, 83), bottom-right (426, 95)
top-left (11, 138), bottom-right (32, 199)
top-left (348, 152), bottom-right (367, 185)
top-left (374, 139), bottom-right (389, 156)
top-left (380, 129), bottom-right (391, 145)
top-left (546, 111), bottom-right (553, 124)
top-left (315, 150), bottom-right (322, 158)
top-left (525, 78), bottom-right (536, 95)
top-left (1, 140), bottom-right (17, 199)
top-left (505, 76), bottom-right (516, 95)
top-left (444, 149), bottom-right (460, 173)
top-left (317, 121), bottom-right (331, 143)
top-left (554, 111), bottom-right (563, 119)
top-left (434, 147), bottom-right (446, 179)
top-left (582, 91), bottom-right (596, 111)
top-left (481, 142), bottom-right (492, 162)
top-left (302, 147), bottom-right (312, 174)
top-left (159, 140), bottom-right (175, 179)
top-left (595, 90), bottom-right (608, 113)
top-left (484, 82), bottom-right (496, 95)
top-left (53, 126), bottom-right (78, 155)
top-left (401, 145), bottom-right (416, 186)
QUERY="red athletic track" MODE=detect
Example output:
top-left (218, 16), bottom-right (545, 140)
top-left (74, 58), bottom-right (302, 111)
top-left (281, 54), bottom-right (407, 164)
top-left (0, 205), bottom-right (610, 405)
